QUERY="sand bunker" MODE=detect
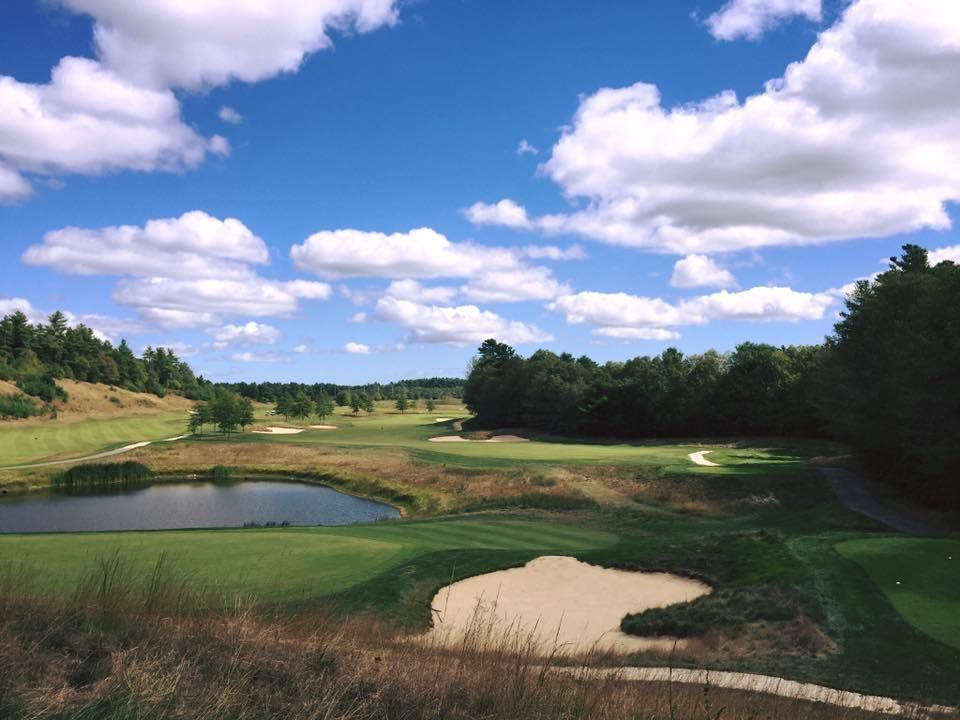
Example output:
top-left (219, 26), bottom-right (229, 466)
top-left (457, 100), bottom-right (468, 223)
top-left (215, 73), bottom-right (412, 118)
top-left (424, 556), bottom-right (710, 655)
top-left (688, 450), bottom-right (719, 466)
top-left (428, 434), bottom-right (530, 443)
top-left (251, 427), bottom-right (304, 435)
top-left (308, 424), bottom-right (338, 430)
top-left (433, 417), bottom-right (453, 423)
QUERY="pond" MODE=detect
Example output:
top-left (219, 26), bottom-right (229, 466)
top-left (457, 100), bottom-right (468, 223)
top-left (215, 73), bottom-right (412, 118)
top-left (0, 480), bottom-right (400, 533)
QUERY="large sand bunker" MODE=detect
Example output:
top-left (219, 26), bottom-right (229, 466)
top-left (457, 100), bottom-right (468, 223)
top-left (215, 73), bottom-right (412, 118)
top-left (252, 427), bottom-right (304, 435)
top-left (428, 434), bottom-right (530, 443)
top-left (308, 425), bottom-right (338, 430)
top-left (424, 556), bottom-right (710, 655)
top-left (688, 450), bottom-right (719, 466)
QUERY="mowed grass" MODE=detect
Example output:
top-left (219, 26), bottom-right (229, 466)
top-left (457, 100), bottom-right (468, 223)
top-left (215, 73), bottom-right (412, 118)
top-left (836, 537), bottom-right (960, 649)
top-left (0, 519), bottom-right (615, 603)
top-left (0, 413), bottom-right (188, 467)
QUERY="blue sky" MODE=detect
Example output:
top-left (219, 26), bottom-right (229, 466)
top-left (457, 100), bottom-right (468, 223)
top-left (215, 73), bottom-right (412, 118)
top-left (1, 0), bottom-right (958, 383)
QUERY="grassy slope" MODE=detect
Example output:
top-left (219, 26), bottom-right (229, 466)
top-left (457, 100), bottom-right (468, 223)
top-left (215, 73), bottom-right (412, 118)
top-left (0, 519), bottom-right (614, 602)
top-left (836, 537), bottom-right (960, 649)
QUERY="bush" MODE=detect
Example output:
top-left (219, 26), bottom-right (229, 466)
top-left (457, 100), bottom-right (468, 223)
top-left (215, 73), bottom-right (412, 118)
top-left (16, 373), bottom-right (67, 403)
top-left (206, 465), bottom-right (234, 480)
top-left (464, 493), bottom-right (599, 512)
top-left (0, 394), bottom-right (38, 419)
top-left (54, 461), bottom-right (153, 488)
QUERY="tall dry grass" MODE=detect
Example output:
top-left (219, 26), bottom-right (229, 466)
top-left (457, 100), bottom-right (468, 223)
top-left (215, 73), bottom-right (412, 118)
top-left (0, 556), bottom-right (912, 720)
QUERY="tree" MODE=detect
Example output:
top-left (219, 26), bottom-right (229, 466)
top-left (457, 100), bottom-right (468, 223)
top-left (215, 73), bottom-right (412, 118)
top-left (289, 391), bottom-right (313, 421)
top-left (425, 398), bottom-right (436, 412)
top-left (275, 394), bottom-right (292, 420)
top-left (336, 390), bottom-right (352, 407)
top-left (315, 392), bottom-right (335, 421)
top-left (209, 390), bottom-right (244, 438)
top-left (238, 397), bottom-right (255, 431)
top-left (395, 389), bottom-right (409, 414)
top-left (351, 391), bottom-right (374, 415)
top-left (362, 393), bottom-right (375, 414)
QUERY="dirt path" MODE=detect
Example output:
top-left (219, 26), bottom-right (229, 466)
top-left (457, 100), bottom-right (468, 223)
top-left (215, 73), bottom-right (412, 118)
top-left (550, 666), bottom-right (956, 718)
top-left (822, 467), bottom-right (942, 536)
top-left (0, 435), bottom-right (189, 471)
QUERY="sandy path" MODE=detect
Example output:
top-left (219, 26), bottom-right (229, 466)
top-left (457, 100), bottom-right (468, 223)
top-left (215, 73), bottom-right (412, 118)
top-left (0, 435), bottom-right (189, 471)
top-left (822, 467), bottom-right (942, 536)
top-left (550, 666), bottom-right (956, 718)
top-left (688, 450), bottom-right (719, 467)
top-left (251, 426), bottom-right (304, 435)
top-left (424, 556), bottom-right (710, 655)
top-left (428, 434), bottom-right (530, 443)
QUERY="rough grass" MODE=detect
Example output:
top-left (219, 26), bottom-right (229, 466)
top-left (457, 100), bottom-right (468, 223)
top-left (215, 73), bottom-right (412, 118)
top-left (0, 561), bottom-right (898, 720)
top-left (836, 537), bottom-right (960, 649)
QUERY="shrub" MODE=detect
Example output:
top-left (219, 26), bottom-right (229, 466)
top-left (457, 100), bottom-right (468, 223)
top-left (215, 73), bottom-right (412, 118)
top-left (16, 373), bottom-right (67, 403)
top-left (0, 394), bottom-right (38, 419)
top-left (54, 461), bottom-right (152, 489)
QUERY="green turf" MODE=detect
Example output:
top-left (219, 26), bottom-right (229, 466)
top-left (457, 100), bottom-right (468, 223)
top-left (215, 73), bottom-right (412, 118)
top-left (0, 519), bottom-right (615, 602)
top-left (836, 537), bottom-right (960, 649)
top-left (0, 414), bottom-right (189, 467)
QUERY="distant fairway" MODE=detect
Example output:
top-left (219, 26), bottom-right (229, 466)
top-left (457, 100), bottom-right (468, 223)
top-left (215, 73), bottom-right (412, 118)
top-left (0, 414), bottom-right (189, 467)
top-left (0, 519), bottom-right (615, 602)
top-left (837, 537), bottom-right (960, 649)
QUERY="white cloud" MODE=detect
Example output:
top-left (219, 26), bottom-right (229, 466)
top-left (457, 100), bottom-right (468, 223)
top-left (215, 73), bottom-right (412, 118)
top-left (233, 351), bottom-right (285, 363)
top-left (1, 1), bottom-right (400, 199)
top-left (0, 296), bottom-right (141, 342)
top-left (385, 279), bottom-right (459, 304)
top-left (24, 211), bottom-right (330, 328)
top-left (211, 321), bottom-right (280, 347)
top-left (463, 199), bottom-right (532, 230)
top-left (929, 245), bottom-right (960, 265)
top-left (344, 342), bottom-right (371, 354)
top-left (62, 0), bottom-right (400, 90)
top-left (707, 0), bottom-right (822, 41)
top-left (593, 327), bottom-right (680, 341)
top-left (23, 211), bottom-right (268, 278)
top-left (521, 244), bottom-right (587, 261)
top-left (218, 106), bottom-right (242, 124)
top-left (351, 312), bottom-right (368, 323)
top-left (670, 254), bottom-right (738, 289)
top-left (375, 296), bottom-right (552, 345)
top-left (461, 267), bottom-right (569, 303)
top-left (294, 344), bottom-right (309, 353)
top-left (291, 227), bottom-right (521, 279)
top-left (550, 285), bottom-right (835, 337)
top-left (478, 1), bottom-right (960, 255)
top-left (517, 139), bottom-right (539, 156)
top-left (0, 297), bottom-right (42, 323)
top-left (0, 57), bottom-right (224, 198)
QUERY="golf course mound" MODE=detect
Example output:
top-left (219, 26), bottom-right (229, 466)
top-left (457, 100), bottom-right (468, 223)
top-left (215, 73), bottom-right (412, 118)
top-left (428, 434), bottom-right (530, 443)
top-left (252, 426), bottom-right (305, 435)
top-left (424, 555), bottom-right (711, 655)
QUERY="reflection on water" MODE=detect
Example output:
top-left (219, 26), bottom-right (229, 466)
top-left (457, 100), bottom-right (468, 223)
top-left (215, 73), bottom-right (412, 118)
top-left (0, 480), bottom-right (400, 533)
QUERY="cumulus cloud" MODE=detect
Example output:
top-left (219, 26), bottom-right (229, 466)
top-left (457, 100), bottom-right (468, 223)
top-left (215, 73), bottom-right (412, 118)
top-left (929, 245), bottom-right (960, 265)
top-left (706, 0), bottom-right (822, 41)
top-left (351, 312), bottom-right (368, 323)
top-left (291, 227), bottom-right (521, 279)
top-left (0, 296), bottom-right (141, 342)
top-left (475, 1), bottom-right (960, 256)
top-left (61, 0), bottom-right (399, 90)
top-left (670, 254), bottom-right (738, 289)
top-left (521, 244), bottom-right (587, 261)
top-left (1, 1), bottom-right (399, 199)
top-left (0, 57), bottom-right (224, 198)
top-left (218, 106), bottom-right (242, 124)
top-left (23, 211), bottom-right (268, 279)
top-left (211, 321), bottom-right (280, 347)
top-left (593, 327), bottom-right (681, 341)
top-left (550, 285), bottom-right (834, 338)
top-left (517, 139), bottom-right (539, 156)
top-left (375, 296), bottom-right (552, 345)
top-left (294, 344), bottom-right (309, 353)
top-left (461, 267), bottom-right (569, 303)
top-left (462, 199), bottom-right (532, 230)
top-left (344, 342), bottom-right (371, 354)
top-left (385, 279), bottom-right (459, 304)
top-left (233, 351), bottom-right (286, 363)
top-left (25, 211), bottom-right (330, 328)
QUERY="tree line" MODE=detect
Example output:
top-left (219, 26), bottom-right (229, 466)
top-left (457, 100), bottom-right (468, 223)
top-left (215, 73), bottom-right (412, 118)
top-left (464, 246), bottom-right (959, 508)
top-left (217, 378), bottom-right (463, 404)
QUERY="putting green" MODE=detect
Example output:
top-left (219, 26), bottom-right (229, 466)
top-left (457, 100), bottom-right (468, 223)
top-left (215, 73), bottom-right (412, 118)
top-left (0, 519), bottom-right (616, 602)
top-left (836, 537), bottom-right (960, 649)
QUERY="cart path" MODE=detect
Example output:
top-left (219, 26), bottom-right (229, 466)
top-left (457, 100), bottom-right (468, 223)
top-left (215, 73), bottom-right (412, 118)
top-left (0, 435), bottom-right (189, 471)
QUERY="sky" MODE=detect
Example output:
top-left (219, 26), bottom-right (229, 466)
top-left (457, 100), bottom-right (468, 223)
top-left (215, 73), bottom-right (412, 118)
top-left (1, 0), bottom-right (959, 383)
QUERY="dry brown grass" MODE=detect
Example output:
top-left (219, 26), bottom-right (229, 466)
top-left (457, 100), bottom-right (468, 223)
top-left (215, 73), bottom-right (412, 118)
top-left (0, 577), bottom-right (904, 720)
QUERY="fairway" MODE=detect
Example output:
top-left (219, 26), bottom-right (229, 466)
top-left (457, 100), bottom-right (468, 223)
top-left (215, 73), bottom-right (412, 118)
top-left (0, 519), bottom-right (616, 602)
top-left (0, 413), bottom-right (188, 467)
top-left (836, 537), bottom-right (960, 649)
